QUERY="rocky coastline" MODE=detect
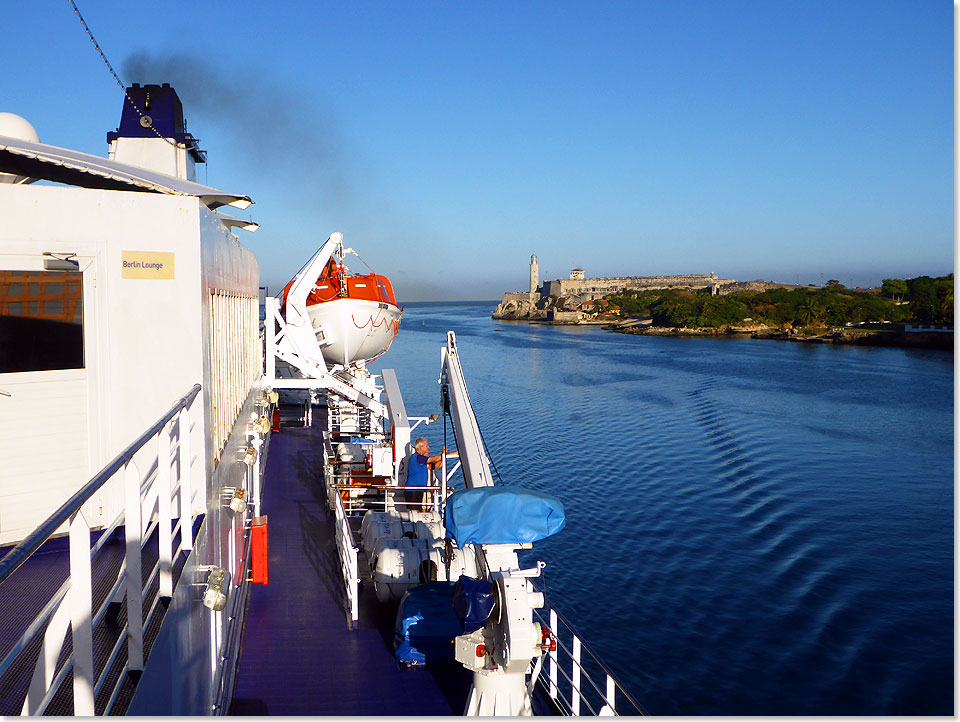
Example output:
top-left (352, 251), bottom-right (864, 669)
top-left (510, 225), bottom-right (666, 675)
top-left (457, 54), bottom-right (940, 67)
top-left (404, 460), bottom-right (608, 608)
top-left (492, 312), bottom-right (951, 350)
top-left (604, 322), bottom-right (953, 350)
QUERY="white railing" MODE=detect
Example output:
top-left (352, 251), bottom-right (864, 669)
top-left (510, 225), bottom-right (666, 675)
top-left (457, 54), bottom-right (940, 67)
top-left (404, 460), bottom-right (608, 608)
top-left (0, 384), bottom-right (201, 716)
top-left (530, 581), bottom-right (646, 716)
top-left (325, 468), bottom-right (360, 629)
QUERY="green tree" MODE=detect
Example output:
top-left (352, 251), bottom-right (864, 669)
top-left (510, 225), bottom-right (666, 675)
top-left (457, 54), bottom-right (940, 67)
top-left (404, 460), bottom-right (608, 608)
top-left (795, 297), bottom-right (820, 326)
top-left (907, 276), bottom-right (936, 323)
top-left (935, 280), bottom-right (953, 324)
top-left (881, 278), bottom-right (908, 302)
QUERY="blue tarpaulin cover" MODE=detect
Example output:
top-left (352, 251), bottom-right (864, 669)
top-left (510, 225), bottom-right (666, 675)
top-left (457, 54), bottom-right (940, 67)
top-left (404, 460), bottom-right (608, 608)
top-left (444, 487), bottom-right (566, 546)
top-left (393, 582), bottom-right (462, 665)
top-left (452, 575), bottom-right (495, 634)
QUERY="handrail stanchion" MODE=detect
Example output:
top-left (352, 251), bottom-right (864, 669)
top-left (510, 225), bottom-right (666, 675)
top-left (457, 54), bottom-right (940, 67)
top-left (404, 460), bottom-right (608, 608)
top-left (69, 510), bottom-right (95, 714)
top-left (179, 406), bottom-right (193, 549)
top-left (349, 538), bottom-right (359, 628)
top-left (606, 674), bottom-right (616, 714)
top-left (549, 608), bottom-right (559, 701)
top-left (158, 425), bottom-right (173, 597)
top-left (21, 592), bottom-right (72, 714)
top-left (572, 635), bottom-right (582, 715)
top-left (252, 439), bottom-right (262, 517)
top-left (124, 460), bottom-right (144, 672)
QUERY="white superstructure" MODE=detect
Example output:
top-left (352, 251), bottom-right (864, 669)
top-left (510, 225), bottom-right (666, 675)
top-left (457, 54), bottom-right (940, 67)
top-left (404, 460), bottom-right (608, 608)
top-left (0, 85), bottom-right (266, 715)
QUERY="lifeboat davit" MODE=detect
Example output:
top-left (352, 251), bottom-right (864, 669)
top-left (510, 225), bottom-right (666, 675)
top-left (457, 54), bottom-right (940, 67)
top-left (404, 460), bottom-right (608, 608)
top-left (280, 241), bottom-right (402, 368)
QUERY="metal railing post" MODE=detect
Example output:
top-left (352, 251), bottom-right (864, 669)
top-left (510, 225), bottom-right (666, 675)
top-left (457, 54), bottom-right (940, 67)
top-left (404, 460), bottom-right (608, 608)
top-left (158, 424), bottom-right (173, 597)
top-left (69, 510), bottom-right (95, 715)
top-left (572, 636), bottom-right (582, 716)
top-left (252, 443), bottom-right (262, 516)
top-left (124, 460), bottom-right (144, 671)
top-left (349, 544), bottom-right (359, 628)
top-left (20, 592), bottom-right (72, 714)
top-left (179, 406), bottom-right (193, 550)
top-left (265, 297), bottom-right (277, 381)
top-left (606, 674), bottom-right (616, 714)
top-left (549, 609), bottom-right (559, 701)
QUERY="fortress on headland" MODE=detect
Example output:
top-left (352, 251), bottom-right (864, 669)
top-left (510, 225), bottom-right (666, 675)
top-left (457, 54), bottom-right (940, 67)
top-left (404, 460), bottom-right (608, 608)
top-left (493, 254), bottom-right (736, 321)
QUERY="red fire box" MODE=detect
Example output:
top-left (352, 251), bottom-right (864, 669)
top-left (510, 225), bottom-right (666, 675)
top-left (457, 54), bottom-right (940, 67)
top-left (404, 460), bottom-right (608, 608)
top-left (251, 515), bottom-right (269, 585)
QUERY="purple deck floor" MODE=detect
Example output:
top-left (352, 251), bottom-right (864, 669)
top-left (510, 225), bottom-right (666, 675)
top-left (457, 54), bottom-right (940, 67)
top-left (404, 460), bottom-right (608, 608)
top-left (229, 422), bottom-right (471, 715)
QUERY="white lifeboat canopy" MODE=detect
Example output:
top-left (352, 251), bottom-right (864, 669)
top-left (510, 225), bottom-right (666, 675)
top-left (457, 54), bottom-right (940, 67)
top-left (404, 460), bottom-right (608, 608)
top-left (0, 113), bottom-right (40, 184)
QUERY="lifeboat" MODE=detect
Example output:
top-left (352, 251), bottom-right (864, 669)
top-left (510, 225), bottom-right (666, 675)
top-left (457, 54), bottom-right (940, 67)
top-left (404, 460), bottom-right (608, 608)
top-left (279, 239), bottom-right (402, 368)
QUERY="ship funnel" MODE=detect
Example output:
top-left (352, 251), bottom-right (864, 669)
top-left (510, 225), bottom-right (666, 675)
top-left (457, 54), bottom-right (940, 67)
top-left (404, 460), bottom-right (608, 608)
top-left (106, 83), bottom-right (206, 180)
top-left (0, 113), bottom-right (40, 184)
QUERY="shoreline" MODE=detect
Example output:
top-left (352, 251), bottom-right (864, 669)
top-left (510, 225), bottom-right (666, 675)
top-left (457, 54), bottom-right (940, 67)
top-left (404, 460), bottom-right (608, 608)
top-left (491, 315), bottom-right (952, 350)
top-left (606, 323), bottom-right (953, 350)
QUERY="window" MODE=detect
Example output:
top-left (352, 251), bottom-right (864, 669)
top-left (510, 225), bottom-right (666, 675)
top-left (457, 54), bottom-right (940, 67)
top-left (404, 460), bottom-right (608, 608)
top-left (0, 270), bottom-right (84, 372)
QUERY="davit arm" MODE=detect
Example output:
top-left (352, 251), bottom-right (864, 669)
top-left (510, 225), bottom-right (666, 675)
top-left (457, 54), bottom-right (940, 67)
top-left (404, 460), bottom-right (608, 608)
top-left (265, 232), bottom-right (387, 419)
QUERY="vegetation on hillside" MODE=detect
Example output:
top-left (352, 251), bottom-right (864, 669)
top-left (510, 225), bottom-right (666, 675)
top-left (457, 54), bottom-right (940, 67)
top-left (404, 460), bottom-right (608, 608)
top-left (602, 274), bottom-right (953, 329)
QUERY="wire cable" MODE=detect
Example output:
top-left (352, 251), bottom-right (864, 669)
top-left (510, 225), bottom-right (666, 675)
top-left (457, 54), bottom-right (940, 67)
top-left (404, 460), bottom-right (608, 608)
top-left (67, 0), bottom-right (199, 152)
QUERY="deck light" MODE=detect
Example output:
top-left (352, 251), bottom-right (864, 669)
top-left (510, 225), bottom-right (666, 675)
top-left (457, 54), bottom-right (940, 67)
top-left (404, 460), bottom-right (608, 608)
top-left (224, 487), bottom-right (247, 514)
top-left (202, 567), bottom-right (230, 611)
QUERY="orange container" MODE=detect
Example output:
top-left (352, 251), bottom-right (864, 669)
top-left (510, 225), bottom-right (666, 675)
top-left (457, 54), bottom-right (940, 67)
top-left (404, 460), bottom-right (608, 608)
top-left (251, 515), bottom-right (269, 585)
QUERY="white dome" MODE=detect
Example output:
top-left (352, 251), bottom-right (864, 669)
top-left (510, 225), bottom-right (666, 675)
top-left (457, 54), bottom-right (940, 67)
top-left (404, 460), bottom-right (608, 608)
top-left (0, 113), bottom-right (40, 184)
top-left (0, 113), bottom-right (39, 143)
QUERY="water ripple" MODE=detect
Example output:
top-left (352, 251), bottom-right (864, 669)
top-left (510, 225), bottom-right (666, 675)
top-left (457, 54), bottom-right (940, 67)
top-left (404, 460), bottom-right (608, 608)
top-left (372, 303), bottom-right (953, 715)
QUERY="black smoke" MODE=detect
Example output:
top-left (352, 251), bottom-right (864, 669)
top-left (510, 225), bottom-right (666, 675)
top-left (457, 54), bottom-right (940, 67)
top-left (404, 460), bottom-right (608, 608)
top-left (122, 51), bottom-right (349, 205)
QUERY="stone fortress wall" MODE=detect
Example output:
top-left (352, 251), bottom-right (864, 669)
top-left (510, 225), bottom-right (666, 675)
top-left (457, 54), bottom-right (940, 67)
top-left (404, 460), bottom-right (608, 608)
top-left (493, 254), bottom-right (737, 321)
top-left (541, 272), bottom-right (733, 301)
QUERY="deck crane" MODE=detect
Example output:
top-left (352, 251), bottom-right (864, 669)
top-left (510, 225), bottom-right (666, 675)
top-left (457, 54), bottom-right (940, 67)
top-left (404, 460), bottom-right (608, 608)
top-left (440, 331), bottom-right (555, 716)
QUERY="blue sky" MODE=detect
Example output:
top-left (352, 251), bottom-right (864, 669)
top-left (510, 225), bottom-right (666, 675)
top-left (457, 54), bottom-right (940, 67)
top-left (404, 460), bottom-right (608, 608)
top-left (1, 1), bottom-right (952, 300)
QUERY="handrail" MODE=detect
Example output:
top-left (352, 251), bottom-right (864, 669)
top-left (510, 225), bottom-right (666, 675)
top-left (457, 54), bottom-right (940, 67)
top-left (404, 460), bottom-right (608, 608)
top-left (0, 384), bottom-right (201, 585)
top-left (530, 579), bottom-right (647, 716)
top-left (324, 462), bottom-right (360, 628)
top-left (0, 383), bottom-right (202, 715)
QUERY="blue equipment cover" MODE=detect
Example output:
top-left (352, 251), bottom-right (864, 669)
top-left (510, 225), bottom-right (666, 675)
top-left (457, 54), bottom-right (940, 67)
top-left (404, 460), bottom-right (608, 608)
top-left (393, 582), bottom-right (463, 665)
top-left (452, 575), bottom-right (494, 634)
top-left (444, 487), bottom-right (566, 546)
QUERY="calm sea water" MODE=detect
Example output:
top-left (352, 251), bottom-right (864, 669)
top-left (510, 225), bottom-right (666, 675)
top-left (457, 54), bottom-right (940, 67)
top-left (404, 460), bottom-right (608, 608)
top-left (371, 301), bottom-right (953, 716)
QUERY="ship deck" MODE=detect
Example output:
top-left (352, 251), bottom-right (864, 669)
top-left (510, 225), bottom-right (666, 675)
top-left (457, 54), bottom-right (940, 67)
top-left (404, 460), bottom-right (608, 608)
top-left (229, 415), bottom-right (472, 716)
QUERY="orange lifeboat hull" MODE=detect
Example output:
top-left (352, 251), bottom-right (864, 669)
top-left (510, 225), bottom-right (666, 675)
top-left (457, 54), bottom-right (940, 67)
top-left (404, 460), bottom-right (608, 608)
top-left (281, 271), bottom-right (402, 367)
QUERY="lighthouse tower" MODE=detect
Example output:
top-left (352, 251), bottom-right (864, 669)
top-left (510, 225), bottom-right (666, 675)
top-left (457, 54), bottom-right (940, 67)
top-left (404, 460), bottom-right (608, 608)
top-left (529, 254), bottom-right (539, 301)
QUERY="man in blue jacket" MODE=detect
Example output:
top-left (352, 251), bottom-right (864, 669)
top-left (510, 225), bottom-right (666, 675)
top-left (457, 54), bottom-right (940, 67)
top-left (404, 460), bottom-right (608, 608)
top-left (404, 437), bottom-right (457, 511)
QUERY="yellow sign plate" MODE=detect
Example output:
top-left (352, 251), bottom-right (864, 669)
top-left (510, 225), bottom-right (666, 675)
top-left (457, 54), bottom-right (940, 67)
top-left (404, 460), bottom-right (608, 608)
top-left (121, 251), bottom-right (175, 280)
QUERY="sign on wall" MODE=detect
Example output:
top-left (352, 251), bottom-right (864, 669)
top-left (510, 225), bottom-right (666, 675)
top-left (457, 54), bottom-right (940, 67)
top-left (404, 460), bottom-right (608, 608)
top-left (121, 251), bottom-right (175, 280)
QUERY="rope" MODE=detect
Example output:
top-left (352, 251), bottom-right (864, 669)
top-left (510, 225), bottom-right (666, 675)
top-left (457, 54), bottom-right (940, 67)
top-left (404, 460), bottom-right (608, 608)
top-left (342, 247), bottom-right (376, 274)
top-left (351, 314), bottom-right (371, 330)
top-left (350, 313), bottom-right (400, 332)
top-left (67, 0), bottom-right (199, 152)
